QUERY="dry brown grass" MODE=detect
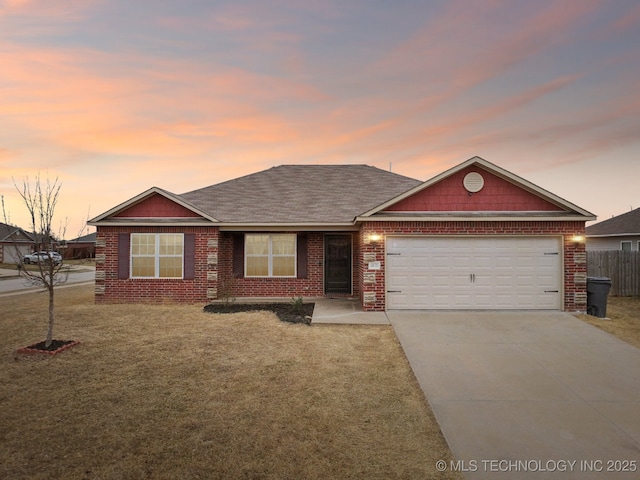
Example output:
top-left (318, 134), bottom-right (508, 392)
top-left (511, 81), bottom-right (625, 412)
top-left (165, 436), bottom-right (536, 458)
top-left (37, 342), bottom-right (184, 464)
top-left (576, 296), bottom-right (640, 349)
top-left (0, 285), bottom-right (461, 480)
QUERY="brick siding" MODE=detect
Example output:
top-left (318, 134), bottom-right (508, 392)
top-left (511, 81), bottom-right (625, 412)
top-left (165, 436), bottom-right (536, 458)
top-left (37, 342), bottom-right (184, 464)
top-left (96, 229), bottom-right (362, 304)
top-left (359, 221), bottom-right (587, 312)
top-left (95, 226), bottom-right (216, 304)
top-left (96, 222), bottom-right (586, 312)
top-left (217, 232), bottom-right (361, 299)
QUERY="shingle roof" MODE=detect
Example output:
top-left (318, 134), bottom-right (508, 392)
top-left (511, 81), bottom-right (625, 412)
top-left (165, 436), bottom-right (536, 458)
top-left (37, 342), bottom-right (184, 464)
top-left (180, 165), bottom-right (421, 224)
top-left (586, 207), bottom-right (640, 236)
top-left (0, 222), bottom-right (13, 241)
top-left (0, 222), bottom-right (33, 242)
top-left (68, 232), bottom-right (97, 243)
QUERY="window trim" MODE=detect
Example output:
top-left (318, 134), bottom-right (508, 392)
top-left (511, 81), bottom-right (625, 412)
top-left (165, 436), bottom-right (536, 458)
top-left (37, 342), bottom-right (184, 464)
top-left (130, 233), bottom-right (185, 279)
top-left (244, 233), bottom-right (297, 278)
top-left (621, 240), bottom-right (632, 251)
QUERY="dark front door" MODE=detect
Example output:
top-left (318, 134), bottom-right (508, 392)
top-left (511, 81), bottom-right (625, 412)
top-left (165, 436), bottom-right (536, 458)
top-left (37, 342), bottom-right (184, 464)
top-left (325, 234), bottom-right (352, 294)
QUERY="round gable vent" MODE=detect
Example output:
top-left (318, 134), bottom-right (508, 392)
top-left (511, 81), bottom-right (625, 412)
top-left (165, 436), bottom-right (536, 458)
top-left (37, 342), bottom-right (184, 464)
top-left (463, 172), bottom-right (484, 193)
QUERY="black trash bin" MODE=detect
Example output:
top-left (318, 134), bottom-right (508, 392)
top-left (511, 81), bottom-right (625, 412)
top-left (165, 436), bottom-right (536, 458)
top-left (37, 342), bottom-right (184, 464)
top-left (586, 277), bottom-right (612, 318)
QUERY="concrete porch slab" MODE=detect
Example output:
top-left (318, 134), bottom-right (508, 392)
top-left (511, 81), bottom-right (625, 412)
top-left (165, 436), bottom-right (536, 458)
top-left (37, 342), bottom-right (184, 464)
top-left (311, 298), bottom-right (389, 325)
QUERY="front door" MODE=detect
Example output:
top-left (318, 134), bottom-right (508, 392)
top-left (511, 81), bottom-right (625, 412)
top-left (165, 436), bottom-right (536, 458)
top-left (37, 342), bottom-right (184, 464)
top-left (324, 234), bottom-right (352, 294)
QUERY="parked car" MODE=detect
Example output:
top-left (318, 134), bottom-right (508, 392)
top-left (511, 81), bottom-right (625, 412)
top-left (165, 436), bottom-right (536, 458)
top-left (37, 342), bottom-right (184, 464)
top-left (22, 251), bottom-right (62, 265)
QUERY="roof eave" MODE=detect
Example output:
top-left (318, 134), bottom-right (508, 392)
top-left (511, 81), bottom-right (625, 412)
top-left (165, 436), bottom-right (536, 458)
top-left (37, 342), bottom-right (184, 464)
top-left (219, 223), bottom-right (359, 232)
top-left (586, 232), bottom-right (640, 238)
top-left (89, 219), bottom-right (360, 231)
top-left (88, 218), bottom-right (218, 227)
top-left (357, 213), bottom-right (595, 222)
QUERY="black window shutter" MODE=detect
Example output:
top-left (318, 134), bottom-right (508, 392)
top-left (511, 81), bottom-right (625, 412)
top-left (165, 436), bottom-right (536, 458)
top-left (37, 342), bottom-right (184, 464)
top-left (184, 234), bottom-right (196, 279)
top-left (118, 233), bottom-right (130, 279)
top-left (297, 234), bottom-right (308, 279)
top-left (233, 234), bottom-right (245, 278)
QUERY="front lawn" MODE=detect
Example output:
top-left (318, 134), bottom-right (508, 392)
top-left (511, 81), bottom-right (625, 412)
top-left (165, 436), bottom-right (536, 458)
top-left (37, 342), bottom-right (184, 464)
top-left (576, 295), bottom-right (640, 349)
top-left (0, 285), bottom-right (461, 480)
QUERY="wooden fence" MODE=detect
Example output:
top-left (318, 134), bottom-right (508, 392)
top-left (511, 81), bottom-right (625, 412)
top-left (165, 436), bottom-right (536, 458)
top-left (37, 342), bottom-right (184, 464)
top-left (587, 251), bottom-right (640, 296)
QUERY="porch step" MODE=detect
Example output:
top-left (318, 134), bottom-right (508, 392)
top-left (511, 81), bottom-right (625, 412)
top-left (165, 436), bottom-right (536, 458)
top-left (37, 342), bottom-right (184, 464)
top-left (311, 298), bottom-right (390, 325)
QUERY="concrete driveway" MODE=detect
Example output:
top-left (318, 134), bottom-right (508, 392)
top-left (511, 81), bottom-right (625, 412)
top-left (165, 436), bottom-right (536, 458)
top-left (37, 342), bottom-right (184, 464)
top-left (388, 311), bottom-right (640, 479)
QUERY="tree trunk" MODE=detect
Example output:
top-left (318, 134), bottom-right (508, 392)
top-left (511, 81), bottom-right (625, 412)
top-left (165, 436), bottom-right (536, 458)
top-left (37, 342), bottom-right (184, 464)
top-left (45, 269), bottom-right (55, 348)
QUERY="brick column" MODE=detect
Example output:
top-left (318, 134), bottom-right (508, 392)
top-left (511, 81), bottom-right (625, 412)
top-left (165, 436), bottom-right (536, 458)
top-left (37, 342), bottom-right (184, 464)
top-left (360, 225), bottom-right (386, 311)
top-left (564, 233), bottom-right (587, 312)
top-left (94, 236), bottom-right (106, 298)
top-left (206, 236), bottom-right (219, 301)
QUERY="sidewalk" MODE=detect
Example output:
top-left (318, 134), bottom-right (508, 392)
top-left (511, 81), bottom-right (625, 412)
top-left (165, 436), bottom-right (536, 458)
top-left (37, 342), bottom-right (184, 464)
top-left (0, 265), bottom-right (95, 296)
top-left (0, 267), bottom-right (21, 279)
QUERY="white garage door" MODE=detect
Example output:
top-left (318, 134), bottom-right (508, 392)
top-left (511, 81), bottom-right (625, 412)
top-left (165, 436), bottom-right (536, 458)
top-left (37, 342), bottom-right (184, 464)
top-left (1, 244), bottom-right (31, 264)
top-left (386, 236), bottom-right (562, 310)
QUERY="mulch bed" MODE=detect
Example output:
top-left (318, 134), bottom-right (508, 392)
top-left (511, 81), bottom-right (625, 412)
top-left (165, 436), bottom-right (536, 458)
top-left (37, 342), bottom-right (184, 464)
top-left (204, 302), bottom-right (315, 324)
top-left (16, 340), bottom-right (80, 356)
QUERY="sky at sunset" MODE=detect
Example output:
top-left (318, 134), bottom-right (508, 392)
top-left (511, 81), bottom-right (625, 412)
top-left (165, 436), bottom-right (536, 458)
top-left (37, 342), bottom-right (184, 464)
top-left (1, 0), bottom-right (639, 237)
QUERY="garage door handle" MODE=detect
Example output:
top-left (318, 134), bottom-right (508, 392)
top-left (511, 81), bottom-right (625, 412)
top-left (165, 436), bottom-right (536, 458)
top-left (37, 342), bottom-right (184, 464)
top-left (544, 252), bottom-right (559, 255)
top-left (387, 253), bottom-right (401, 256)
top-left (544, 290), bottom-right (559, 293)
top-left (387, 290), bottom-right (402, 293)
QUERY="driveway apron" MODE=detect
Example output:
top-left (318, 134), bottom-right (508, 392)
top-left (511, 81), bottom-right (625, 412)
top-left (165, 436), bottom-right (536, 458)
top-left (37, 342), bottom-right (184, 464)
top-left (388, 311), bottom-right (640, 479)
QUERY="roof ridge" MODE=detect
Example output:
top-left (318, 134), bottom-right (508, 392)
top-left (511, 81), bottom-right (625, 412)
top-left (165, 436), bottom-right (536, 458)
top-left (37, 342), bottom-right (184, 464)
top-left (178, 164), bottom-right (422, 224)
top-left (180, 164), bottom-right (420, 196)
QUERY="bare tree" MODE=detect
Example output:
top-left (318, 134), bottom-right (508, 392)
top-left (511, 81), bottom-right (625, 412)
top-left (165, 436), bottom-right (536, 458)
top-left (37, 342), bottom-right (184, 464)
top-left (5, 175), bottom-right (70, 348)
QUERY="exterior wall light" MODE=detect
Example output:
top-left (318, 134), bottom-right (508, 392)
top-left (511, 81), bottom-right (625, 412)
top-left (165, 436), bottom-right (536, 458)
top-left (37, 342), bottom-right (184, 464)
top-left (571, 234), bottom-right (585, 244)
top-left (369, 233), bottom-right (382, 243)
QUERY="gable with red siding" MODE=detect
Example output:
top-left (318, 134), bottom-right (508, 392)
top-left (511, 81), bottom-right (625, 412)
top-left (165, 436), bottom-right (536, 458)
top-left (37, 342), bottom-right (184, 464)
top-left (114, 193), bottom-right (203, 218)
top-left (384, 166), bottom-right (564, 213)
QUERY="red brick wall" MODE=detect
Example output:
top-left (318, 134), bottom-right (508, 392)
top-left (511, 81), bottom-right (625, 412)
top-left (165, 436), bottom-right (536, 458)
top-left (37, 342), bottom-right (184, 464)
top-left (359, 221), bottom-right (587, 312)
top-left (95, 226), bottom-right (216, 304)
top-left (95, 222), bottom-right (586, 312)
top-left (95, 228), bottom-right (362, 304)
top-left (114, 194), bottom-right (202, 218)
top-left (218, 232), bottom-right (359, 298)
top-left (385, 167), bottom-right (563, 212)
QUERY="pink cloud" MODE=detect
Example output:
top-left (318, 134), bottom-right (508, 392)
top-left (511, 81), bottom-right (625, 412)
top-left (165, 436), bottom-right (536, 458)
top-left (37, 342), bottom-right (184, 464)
top-left (0, 0), bottom-right (98, 38)
top-left (0, 146), bottom-right (15, 159)
top-left (377, 0), bottom-right (598, 94)
top-left (0, 40), bottom-right (332, 168)
top-left (610, 3), bottom-right (640, 33)
top-left (155, 12), bottom-right (255, 33)
top-left (0, 0), bottom-right (95, 15)
top-left (0, 0), bottom-right (637, 234)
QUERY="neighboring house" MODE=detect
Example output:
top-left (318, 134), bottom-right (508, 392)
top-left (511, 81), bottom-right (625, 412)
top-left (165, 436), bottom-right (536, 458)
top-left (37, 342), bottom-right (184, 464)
top-left (0, 222), bottom-right (35, 264)
top-left (88, 157), bottom-right (595, 312)
top-left (61, 232), bottom-right (97, 259)
top-left (586, 208), bottom-right (640, 251)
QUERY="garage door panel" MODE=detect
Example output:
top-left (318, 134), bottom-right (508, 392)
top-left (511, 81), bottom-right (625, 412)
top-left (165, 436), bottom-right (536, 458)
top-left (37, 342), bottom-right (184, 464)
top-left (452, 295), bottom-right (472, 307)
top-left (431, 297), bottom-right (452, 308)
top-left (475, 256), bottom-right (493, 267)
top-left (538, 258), bottom-right (558, 268)
top-left (387, 236), bottom-right (561, 310)
top-left (411, 276), bottom-right (430, 288)
top-left (451, 256), bottom-right (472, 268)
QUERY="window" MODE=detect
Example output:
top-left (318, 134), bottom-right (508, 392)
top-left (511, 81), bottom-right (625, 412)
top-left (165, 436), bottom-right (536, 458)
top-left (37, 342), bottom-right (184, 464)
top-left (131, 233), bottom-right (184, 278)
top-left (245, 234), bottom-right (296, 277)
top-left (621, 241), bottom-right (632, 251)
